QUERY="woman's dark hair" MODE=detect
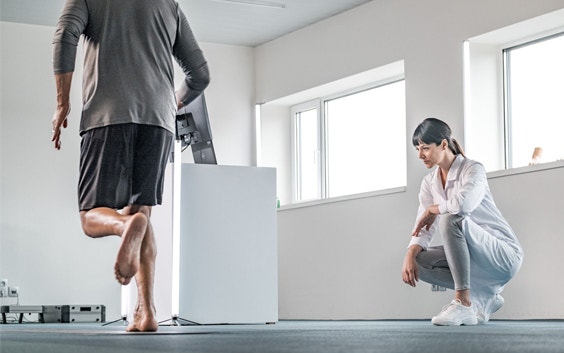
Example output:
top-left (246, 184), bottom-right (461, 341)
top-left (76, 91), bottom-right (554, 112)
top-left (412, 117), bottom-right (465, 157)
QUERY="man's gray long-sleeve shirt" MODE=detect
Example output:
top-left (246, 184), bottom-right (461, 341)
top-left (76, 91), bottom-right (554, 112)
top-left (53, 0), bottom-right (210, 134)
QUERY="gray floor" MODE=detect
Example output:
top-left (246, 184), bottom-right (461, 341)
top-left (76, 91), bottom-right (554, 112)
top-left (1, 320), bottom-right (564, 353)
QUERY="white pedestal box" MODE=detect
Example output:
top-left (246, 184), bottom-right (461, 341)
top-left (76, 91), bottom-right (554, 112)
top-left (127, 163), bottom-right (278, 325)
top-left (177, 164), bottom-right (278, 324)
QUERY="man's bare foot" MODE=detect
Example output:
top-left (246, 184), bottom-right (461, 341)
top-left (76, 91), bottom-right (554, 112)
top-left (115, 213), bottom-right (148, 285)
top-left (126, 303), bottom-right (158, 332)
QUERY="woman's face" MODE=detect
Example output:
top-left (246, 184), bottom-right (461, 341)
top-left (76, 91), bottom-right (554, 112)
top-left (415, 140), bottom-right (447, 169)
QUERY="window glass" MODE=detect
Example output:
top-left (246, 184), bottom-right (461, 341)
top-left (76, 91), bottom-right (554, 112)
top-left (505, 33), bottom-right (564, 167)
top-left (325, 81), bottom-right (406, 197)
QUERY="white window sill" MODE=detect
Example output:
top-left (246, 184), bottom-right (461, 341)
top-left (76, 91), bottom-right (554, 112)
top-left (277, 160), bottom-right (564, 211)
top-left (487, 159), bottom-right (564, 179)
top-left (277, 186), bottom-right (407, 211)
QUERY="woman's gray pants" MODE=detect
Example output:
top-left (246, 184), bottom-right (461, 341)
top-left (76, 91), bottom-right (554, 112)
top-left (415, 214), bottom-right (523, 313)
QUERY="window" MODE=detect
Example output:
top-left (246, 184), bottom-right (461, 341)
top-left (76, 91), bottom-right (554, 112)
top-left (464, 10), bottom-right (564, 172)
top-left (292, 79), bottom-right (406, 202)
top-left (503, 32), bottom-right (564, 168)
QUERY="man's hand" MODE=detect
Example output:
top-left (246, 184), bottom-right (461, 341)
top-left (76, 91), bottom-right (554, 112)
top-left (175, 91), bottom-right (184, 111)
top-left (51, 103), bottom-right (70, 150)
top-left (52, 72), bottom-right (73, 150)
top-left (412, 205), bottom-right (439, 237)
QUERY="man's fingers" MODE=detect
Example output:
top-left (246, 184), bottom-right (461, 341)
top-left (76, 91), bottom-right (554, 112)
top-left (51, 126), bottom-right (62, 150)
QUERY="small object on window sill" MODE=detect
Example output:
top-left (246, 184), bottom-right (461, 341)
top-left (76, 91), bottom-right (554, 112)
top-left (529, 147), bottom-right (543, 165)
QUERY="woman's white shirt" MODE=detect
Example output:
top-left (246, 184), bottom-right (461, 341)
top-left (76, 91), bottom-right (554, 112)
top-left (408, 155), bottom-right (521, 253)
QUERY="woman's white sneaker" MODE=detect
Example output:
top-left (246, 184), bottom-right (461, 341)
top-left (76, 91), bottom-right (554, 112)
top-left (477, 294), bottom-right (505, 324)
top-left (489, 294), bottom-right (504, 314)
top-left (431, 299), bottom-right (478, 326)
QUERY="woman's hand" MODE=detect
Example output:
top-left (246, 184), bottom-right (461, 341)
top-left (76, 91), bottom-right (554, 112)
top-left (412, 205), bottom-right (439, 237)
top-left (402, 249), bottom-right (420, 287)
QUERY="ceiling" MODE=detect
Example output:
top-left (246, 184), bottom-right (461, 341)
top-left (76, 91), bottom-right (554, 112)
top-left (0, 0), bottom-right (372, 47)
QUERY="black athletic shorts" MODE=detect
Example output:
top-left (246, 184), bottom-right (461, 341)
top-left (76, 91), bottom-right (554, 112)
top-left (78, 123), bottom-right (174, 211)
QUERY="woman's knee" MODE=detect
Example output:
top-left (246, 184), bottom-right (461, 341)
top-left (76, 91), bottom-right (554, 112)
top-left (415, 253), bottom-right (431, 270)
top-left (415, 252), bottom-right (455, 289)
top-left (439, 213), bottom-right (465, 239)
top-left (415, 249), bottom-right (448, 270)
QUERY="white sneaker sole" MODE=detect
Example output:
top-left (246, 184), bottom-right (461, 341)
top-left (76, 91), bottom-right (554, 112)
top-left (432, 316), bottom-right (478, 326)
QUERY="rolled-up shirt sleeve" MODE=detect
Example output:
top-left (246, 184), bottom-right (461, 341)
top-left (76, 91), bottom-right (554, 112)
top-left (173, 6), bottom-right (210, 106)
top-left (53, 0), bottom-right (89, 74)
top-left (408, 177), bottom-right (437, 250)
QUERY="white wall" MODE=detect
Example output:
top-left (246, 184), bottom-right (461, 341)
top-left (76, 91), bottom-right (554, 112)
top-left (0, 21), bottom-right (255, 320)
top-left (259, 104), bottom-right (291, 204)
top-left (0, 22), bottom-right (110, 313)
top-left (180, 42), bottom-right (256, 167)
top-left (488, 166), bottom-right (564, 319)
top-left (465, 42), bottom-right (504, 171)
top-left (255, 0), bottom-right (564, 319)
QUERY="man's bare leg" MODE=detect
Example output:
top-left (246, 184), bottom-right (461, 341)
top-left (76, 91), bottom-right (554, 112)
top-left (123, 206), bottom-right (158, 332)
top-left (80, 207), bottom-right (148, 285)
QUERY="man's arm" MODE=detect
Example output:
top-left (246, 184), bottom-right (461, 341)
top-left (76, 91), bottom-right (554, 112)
top-left (173, 7), bottom-right (210, 108)
top-left (51, 72), bottom-right (73, 150)
top-left (52, 0), bottom-right (88, 149)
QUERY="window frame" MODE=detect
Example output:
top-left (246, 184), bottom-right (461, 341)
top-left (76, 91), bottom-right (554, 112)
top-left (291, 99), bottom-right (322, 203)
